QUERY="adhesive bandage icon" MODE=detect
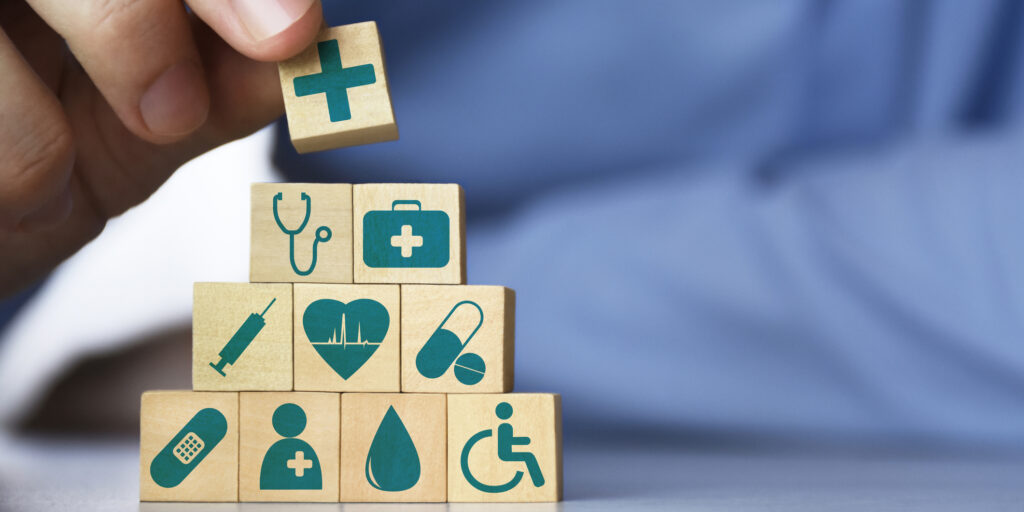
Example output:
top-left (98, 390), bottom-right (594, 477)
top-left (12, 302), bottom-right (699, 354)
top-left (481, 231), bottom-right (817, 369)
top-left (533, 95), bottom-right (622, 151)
top-left (150, 408), bottom-right (227, 488)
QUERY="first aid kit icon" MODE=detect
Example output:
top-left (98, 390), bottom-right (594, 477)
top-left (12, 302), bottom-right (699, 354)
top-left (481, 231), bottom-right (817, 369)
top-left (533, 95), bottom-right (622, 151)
top-left (363, 200), bottom-right (450, 268)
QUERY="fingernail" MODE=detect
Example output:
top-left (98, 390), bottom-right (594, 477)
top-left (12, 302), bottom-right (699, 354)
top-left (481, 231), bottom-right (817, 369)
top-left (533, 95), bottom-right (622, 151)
top-left (19, 182), bottom-right (72, 232)
top-left (233, 0), bottom-right (316, 42)
top-left (140, 61), bottom-right (209, 139)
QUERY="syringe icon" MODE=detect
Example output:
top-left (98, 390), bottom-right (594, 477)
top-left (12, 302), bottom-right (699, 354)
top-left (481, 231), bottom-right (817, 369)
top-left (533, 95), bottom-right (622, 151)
top-left (209, 298), bottom-right (276, 377)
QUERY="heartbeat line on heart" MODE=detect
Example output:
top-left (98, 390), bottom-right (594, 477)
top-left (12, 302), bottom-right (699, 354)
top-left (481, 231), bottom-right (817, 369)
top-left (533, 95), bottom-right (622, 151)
top-left (311, 316), bottom-right (382, 346)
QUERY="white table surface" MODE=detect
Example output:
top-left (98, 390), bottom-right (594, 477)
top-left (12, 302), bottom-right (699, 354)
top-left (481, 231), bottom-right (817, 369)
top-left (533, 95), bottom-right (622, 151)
top-left (3, 434), bottom-right (1024, 511)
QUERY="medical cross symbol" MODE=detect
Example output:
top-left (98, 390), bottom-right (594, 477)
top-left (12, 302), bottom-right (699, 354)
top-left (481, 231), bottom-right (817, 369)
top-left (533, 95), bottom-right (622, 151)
top-left (287, 451), bottom-right (313, 477)
top-left (293, 39), bottom-right (376, 122)
top-left (391, 224), bottom-right (423, 258)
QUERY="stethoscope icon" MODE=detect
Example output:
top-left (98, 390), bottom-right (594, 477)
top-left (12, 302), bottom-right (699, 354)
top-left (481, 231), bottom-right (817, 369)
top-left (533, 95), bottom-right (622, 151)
top-left (273, 192), bottom-right (331, 276)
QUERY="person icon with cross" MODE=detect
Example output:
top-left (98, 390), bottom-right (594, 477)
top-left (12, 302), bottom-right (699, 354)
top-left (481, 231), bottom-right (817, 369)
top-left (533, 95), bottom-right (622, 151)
top-left (260, 403), bottom-right (323, 490)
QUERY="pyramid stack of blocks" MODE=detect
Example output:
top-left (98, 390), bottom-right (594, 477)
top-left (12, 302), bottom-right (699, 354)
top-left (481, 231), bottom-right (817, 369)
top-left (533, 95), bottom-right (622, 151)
top-left (138, 21), bottom-right (562, 504)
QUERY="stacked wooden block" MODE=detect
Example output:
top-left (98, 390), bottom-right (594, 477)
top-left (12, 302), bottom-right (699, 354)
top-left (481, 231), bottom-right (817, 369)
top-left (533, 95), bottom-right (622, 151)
top-left (139, 21), bottom-right (561, 503)
top-left (139, 182), bottom-right (563, 502)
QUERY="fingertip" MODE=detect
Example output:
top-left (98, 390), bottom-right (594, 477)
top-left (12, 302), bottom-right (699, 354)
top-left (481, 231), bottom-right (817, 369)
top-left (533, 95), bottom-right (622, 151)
top-left (196, 0), bottom-right (324, 62)
top-left (32, 0), bottom-right (211, 144)
top-left (244, 0), bottom-right (324, 61)
top-left (139, 60), bottom-right (210, 142)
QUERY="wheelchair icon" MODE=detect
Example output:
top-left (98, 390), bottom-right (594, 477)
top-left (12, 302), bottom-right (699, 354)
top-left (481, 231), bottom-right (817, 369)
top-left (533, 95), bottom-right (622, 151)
top-left (460, 402), bottom-right (545, 493)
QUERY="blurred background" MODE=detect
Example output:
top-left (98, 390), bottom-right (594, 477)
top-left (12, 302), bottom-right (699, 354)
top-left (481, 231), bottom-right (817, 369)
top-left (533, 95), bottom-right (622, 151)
top-left (4, 0), bottom-right (1024, 461)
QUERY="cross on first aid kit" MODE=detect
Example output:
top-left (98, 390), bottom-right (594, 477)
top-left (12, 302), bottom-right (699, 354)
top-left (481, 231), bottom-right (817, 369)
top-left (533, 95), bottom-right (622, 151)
top-left (362, 200), bottom-right (450, 268)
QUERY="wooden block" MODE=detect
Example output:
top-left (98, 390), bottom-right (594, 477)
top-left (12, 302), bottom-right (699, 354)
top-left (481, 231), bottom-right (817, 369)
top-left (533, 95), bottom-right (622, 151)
top-left (401, 285), bottom-right (514, 393)
top-left (239, 392), bottom-right (341, 502)
top-left (140, 391), bottom-right (239, 502)
top-left (250, 183), bottom-right (353, 284)
top-left (192, 283), bottom-right (293, 391)
top-left (447, 394), bottom-right (562, 502)
top-left (293, 284), bottom-right (400, 392)
top-left (339, 393), bottom-right (447, 502)
top-left (278, 22), bottom-right (398, 153)
top-left (353, 184), bottom-right (466, 284)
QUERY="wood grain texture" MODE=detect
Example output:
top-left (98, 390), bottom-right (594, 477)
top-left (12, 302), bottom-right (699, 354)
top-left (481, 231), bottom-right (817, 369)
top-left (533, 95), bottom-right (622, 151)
top-left (250, 183), bottom-right (353, 284)
top-left (353, 183), bottom-right (466, 284)
top-left (140, 391), bottom-right (239, 502)
top-left (401, 285), bottom-right (514, 393)
top-left (340, 393), bottom-right (447, 502)
top-left (278, 22), bottom-right (398, 153)
top-left (192, 283), bottom-right (293, 391)
top-left (447, 394), bottom-right (562, 502)
top-left (239, 392), bottom-right (341, 502)
top-left (293, 284), bottom-right (400, 392)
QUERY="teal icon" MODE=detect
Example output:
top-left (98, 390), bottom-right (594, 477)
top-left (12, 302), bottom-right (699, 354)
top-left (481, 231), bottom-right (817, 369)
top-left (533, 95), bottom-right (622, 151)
top-left (302, 298), bottom-right (389, 379)
top-left (209, 298), bottom-right (276, 376)
top-left (150, 408), bottom-right (227, 488)
top-left (260, 403), bottom-right (323, 490)
top-left (273, 192), bottom-right (332, 276)
top-left (461, 402), bottom-right (545, 494)
top-left (363, 200), bottom-right (450, 268)
top-left (294, 39), bottom-right (376, 122)
top-left (453, 352), bottom-right (486, 386)
top-left (416, 301), bottom-right (485, 385)
top-left (365, 406), bottom-right (421, 492)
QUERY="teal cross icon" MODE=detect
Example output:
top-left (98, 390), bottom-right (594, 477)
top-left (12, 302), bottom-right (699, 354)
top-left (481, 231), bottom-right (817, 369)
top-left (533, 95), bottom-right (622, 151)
top-left (293, 40), bottom-right (376, 122)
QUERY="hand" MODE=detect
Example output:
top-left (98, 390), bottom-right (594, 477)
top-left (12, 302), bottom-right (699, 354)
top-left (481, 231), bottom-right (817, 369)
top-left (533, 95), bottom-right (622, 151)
top-left (0, 0), bottom-right (324, 298)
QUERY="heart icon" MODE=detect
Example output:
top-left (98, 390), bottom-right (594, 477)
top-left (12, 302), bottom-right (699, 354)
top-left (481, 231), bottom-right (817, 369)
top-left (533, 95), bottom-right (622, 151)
top-left (302, 298), bottom-right (390, 379)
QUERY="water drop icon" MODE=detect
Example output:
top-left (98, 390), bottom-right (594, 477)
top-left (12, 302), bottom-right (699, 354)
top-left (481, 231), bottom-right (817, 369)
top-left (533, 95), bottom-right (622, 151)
top-left (365, 406), bottom-right (421, 492)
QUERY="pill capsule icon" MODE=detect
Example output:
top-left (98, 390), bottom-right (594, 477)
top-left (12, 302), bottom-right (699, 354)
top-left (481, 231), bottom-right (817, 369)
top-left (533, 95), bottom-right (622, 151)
top-left (415, 301), bottom-right (485, 383)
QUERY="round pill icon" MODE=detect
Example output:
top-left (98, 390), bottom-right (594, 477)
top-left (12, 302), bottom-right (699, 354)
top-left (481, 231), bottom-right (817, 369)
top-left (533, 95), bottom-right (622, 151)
top-left (415, 301), bottom-right (486, 384)
top-left (453, 353), bottom-right (486, 385)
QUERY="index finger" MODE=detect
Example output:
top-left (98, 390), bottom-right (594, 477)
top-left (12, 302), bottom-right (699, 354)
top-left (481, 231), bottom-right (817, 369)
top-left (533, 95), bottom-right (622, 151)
top-left (187, 0), bottom-right (323, 62)
top-left (28, 0), bottom-right (209, 142)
